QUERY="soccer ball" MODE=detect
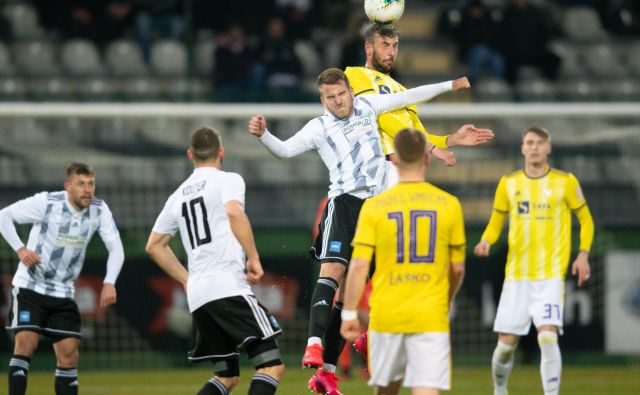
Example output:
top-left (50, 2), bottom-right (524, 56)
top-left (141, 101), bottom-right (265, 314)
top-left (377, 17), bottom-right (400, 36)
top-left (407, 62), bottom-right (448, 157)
top-left (364, 0), bottom-right (405, 24)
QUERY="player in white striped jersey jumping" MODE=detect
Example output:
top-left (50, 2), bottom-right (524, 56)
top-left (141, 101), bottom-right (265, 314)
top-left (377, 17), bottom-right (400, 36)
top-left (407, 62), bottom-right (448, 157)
top-left (0, 162), bottom-right (125, 395)
top-left (248, 68), bottom-right (479, 395)
top-left (146, 127), bottom-right (285, 395)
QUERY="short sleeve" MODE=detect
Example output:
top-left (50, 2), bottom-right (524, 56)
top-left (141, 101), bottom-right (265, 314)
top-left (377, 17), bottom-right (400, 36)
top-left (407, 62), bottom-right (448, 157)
top-left (565, 173), bottom-right (586, 210)
top-left (5, 192), bottom-right (48, 224)
top-left (345, 67), bottom-right (376, 97)
top-left (152, 195), bottom-right (179, 236)
top-left (352, 200), bottom-right (377, 248)
top-left (493, 176), bottom-right (509, 213)
top-left (220, 172), bottom-right (245, 206)
top-left (98, 202), bottom-right (120, 243)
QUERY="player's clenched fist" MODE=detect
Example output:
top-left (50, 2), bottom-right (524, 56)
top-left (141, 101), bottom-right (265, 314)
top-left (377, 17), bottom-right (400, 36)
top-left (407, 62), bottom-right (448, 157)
top-left (248, 115), bottom-right (267, 137)
top-left (473, 239), bottom-right (491, 257)
top-left (452, 76), bottom-right (471, 91)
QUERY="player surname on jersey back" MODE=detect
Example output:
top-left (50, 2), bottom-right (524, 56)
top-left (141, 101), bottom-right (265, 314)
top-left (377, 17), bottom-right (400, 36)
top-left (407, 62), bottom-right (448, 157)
top-left (182, 180), bottom-right (206, 196)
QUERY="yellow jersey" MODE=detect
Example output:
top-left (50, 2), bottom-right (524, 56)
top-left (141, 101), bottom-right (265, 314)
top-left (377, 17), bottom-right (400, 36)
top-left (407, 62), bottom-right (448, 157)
top-left (481, 167), bottom-right (594, 281)
top-left (344, 66), bottom-right (448, 155)
top-left (352, 182), bottom-right (466, 333)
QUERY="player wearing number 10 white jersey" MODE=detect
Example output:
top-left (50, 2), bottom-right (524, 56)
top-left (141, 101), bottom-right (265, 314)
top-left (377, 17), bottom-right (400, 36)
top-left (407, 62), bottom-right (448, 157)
top-left (146, 127), bottom-right (285, 395)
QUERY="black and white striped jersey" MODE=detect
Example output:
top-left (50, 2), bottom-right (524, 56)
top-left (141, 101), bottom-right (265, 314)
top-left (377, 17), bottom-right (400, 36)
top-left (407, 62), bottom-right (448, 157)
top-left (258, 82), bottom-right (452, 199)
top-left (1, 191), bottom-right (122, 298)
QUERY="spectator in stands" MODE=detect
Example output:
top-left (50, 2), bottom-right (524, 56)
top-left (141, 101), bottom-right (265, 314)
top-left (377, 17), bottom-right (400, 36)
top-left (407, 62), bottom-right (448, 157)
top-left (453, 0), bottom-right (505, 82)
top-left (499, 0), bottom-right (561, 83)
top-left (213, 24), bottom-right (261, 102)
top-left (135, 0), bottom-right (184, 59)
top-left (598, 0), bottom-right (640, 36)
top-left (276, 0), bottom-right (313, 40)
top-left (101, 1), bottom-right (135, 43)
top-left (255, 17), bottom-right (303, 99)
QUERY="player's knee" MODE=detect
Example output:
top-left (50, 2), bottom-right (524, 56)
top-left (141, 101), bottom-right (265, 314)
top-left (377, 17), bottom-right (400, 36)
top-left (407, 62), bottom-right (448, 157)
top-left (319, 262), bottom-right (346, 280)
top-left (55, 348), bottom-right (79, 367)
top-left (216, 375), bottom-right (240, 390)
top-left (14, 332), bottom-right (39, 356)
top-left (495, 340), bottom-right (517, 363)
top-left (537, 330), bottom-right (558, 346)
top-left (256, 362), bottom-right (285, 381)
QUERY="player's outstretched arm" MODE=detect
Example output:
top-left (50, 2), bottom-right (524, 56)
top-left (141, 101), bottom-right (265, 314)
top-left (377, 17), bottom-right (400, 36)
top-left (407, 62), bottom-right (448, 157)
top-left (446, 124), bottom-right (495, 147)
top-left (248, 115), bottom-right (267, 137)
top-left (452, 77), bottom-right (471, 91)
top-left (146, 232), bottom-right (188, 289)
top-left (226, 200), bottom-right (263, 284)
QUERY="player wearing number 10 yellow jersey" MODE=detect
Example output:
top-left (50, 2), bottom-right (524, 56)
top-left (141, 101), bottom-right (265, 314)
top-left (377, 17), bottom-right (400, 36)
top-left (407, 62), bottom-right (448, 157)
top-left (341, 128), bottom-right (466, 395)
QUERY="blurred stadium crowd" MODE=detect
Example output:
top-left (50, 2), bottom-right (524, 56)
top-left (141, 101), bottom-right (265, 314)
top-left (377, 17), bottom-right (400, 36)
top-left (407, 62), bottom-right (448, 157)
top-left (0, 0), bottom-right (638, 102)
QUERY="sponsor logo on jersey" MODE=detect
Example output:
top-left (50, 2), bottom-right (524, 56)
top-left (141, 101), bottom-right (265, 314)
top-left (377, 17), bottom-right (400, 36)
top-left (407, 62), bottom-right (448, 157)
top-left (378, 85), bottom-right (391, 94)
top-left (341, 116), bottom-right (374, 141)
top-left (517, 201), bottom-right (529, 214)
top-left (329, 241), bottom-right (342, 253)
top-left (18, 311), bottom-right (30, 323)
top-left (388, 271), bottom-right (431, 286)
top-left (55, 233), bottom-right (87, 249)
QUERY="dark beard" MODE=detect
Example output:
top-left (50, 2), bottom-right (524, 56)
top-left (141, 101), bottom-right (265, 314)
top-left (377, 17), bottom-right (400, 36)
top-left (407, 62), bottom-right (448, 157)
top-left (372, 55), bottom-right (392, 74)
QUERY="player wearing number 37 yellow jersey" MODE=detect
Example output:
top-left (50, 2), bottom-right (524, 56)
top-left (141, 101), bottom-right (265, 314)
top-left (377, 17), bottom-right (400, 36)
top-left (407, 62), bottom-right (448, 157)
top-left (341, 128), bottom-right (466, 395)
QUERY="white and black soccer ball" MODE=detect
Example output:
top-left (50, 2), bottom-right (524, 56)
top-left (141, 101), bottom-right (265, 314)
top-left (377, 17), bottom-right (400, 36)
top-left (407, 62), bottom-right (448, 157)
top-left (364, 0), bottom-right (405, 24)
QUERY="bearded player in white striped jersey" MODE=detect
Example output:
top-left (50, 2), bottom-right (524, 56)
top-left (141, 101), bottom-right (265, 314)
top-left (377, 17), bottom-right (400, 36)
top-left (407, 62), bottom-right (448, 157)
top-left (0, 162), bottom-right (125, 395)
top-left (248, 68), bottom-right (482, 395)
top-left (146, 127), bottom-right (285, 395)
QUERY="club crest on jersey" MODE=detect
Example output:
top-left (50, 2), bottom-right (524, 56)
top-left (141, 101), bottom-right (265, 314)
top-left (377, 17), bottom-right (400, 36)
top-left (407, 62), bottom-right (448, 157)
top-left (517, 201), bottom-right (529, 214)
top-left (329, 241), bottom-right (342, 253)
top-left (19, 311), bottom-right (30, 323)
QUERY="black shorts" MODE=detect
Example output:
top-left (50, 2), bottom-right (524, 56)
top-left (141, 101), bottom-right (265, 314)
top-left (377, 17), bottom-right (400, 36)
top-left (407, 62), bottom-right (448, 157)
top-left (310, 193), bottom-right (365, 265)
top-left (6, 287), bottom-right (81, 341)
top-left (189, 294), bottom-right (283, 372)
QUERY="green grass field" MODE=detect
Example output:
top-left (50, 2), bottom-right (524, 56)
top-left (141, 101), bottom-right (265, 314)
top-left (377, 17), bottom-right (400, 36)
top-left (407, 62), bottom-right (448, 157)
top-left (22, 365), bottom-right (640, 394)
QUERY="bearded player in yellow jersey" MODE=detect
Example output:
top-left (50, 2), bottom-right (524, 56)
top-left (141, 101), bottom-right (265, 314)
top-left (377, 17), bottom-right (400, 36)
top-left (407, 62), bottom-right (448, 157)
top-left (345, 23), bottom-right (495, 186)
top-left (341, 128), bottom-right (466, 395)
top-left (474, 126), bottom-right (594, 395)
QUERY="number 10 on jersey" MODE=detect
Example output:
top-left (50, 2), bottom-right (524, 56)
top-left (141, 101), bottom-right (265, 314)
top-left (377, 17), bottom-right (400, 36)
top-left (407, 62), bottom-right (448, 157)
top-left (182, 197), bottom-right (212, 249)
top-left (388, 210), bottom-right (437, 264)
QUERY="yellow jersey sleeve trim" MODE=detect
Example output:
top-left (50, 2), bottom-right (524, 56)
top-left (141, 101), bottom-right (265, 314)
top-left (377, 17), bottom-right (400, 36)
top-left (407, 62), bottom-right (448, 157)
top-left (354, 88), bottom-right (375, 96)
top-left (449, 243), bottom-right (467, 247)
top-left (571, 203), bottom-right (587, 212)
top-left (352, 244), bottom-right (374, 260)
top-left (493, 208), bottom-right (508, 214)
top-left (352, 242), bottom-right (375, 248)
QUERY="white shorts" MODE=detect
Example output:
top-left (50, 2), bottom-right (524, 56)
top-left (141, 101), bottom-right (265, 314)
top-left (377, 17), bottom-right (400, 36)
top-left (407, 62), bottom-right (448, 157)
top-left (493, 279), bottom-right (564, 336)
top-left (368, 330), bottom-right (450, 390)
